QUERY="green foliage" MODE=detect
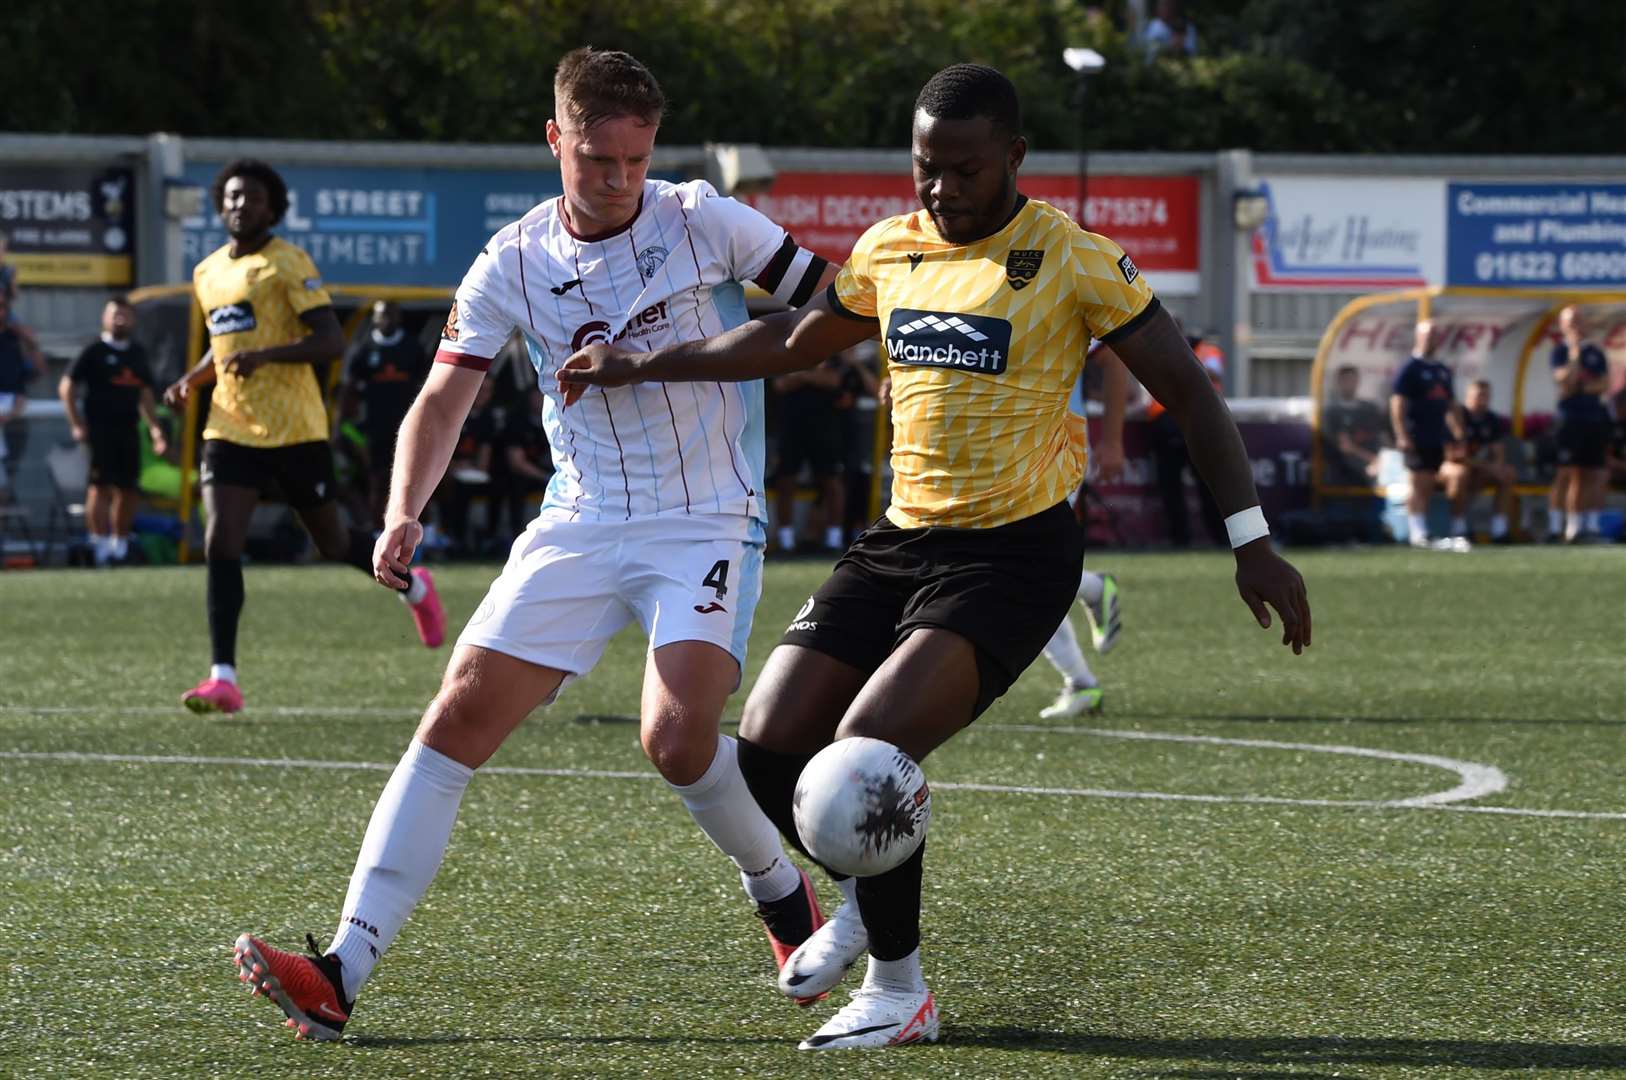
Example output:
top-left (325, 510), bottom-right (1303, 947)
top-left (8, 0), bottom-right (1626, 152)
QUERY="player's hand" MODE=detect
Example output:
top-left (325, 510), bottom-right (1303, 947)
top-left (162, 379), bottom-right (192, 408)
top-left (555, 344), bottom-right (643, 407)
top-left (374, 516), bottom-right (423, 590)
top-left (1395, 433), bottom-right (1413, 453)
top-left (224, 350), bottom-right (263, 377)
top-left (1094, 439), bottom-right (1126, 483)
top-left (149, 425), bottom-right (168, 456)
top-left (1233, 539), bottom-right (1311, 655)
top-left (70, 423), bottom-right (88, 443)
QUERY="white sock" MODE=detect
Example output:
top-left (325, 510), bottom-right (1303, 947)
top-left (91, 534), bottom-right (110, 564)
top-left (1450, 516), bottom-right (1467, 537)
top-left (1491, 514), bottom-right (1508, 538)
top-left (111, 535), bottom-right (129, 559)
top-left (1584, 510), bottom-right (1601, 533)
top-left (1041, 617), bottom-right (1095, 688)
top-left (1077, 570), bottom-right (1105, 605)
top-left (209, 663), bottom-right (238, 685)
top-left (834, 875), bottom-right (858, 907)
top-left (864, 948), bottom-right (926, 994)
top-left (1408, 513), bottom-right (1428, 540)
top-left (823, 525), bottom-right (843, 549)
top-left (1549, 508), bottom-right (1564, 534)
top-left (670, 735), bottom-right (800, 904)
top-left (1566, 513), bottom-right (1582, 540)
top-left (330, 739), bottom-right (475, 1000)
top-left (777, 525), bottom-right (796, 550)
top-left (400, 572), bottom-right (427, 605)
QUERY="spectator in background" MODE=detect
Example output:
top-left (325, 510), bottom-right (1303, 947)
top-left (1442, 378), bottom-right (1513, 542)
top-left (832, 347), bottom-right (880, 543)
top-left (0, 231), bottom-right (17, 307)
top-left (437, 374), bottom-right (501, 554)
top-left (0, 290), bottom-right (43, 500)
top-left (57, 296), bottom-right (168, 565)
top-left (1547, 305), bottom-right (1611, 542)
top-left (1147, 328), bottom-right (1225, 547)
top-left (773, 354), bottom-right (849, 552)
top-left (1320, 364), bottom-right (1387, 486)
top-left (1389, 320), bottom-right (1466, 549)
top-left (1605, 406), bottom-right (1626, 505)
top-left (1144, 0), bottom-right (1198, 58)
top-left (341, 300), bottom-right (430, 529)
top-left (498, 385), bottom-right (552, 536)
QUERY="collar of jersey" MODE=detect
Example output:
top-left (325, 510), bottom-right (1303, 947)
top-left (559, 191), bottom-right (646, 243)
top-left (917, 193), bottom-right (1030, 248)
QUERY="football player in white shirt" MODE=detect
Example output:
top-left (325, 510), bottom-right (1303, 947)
top-left (231, 47), bottom-right (838, 1041)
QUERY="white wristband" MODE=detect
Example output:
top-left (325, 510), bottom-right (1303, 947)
top-left (1224, 506), bottom-right (1269, 549)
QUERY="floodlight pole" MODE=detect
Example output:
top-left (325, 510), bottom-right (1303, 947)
top-left (1062, 48), bottom-right (1106, 231)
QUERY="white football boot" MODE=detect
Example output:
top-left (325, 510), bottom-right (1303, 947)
top-left (779, 899), bottom-right (869, 1001)
top-left (799, 986), bottom-right (939, 1050)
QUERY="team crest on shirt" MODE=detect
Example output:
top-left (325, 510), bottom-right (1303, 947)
top-left (1005, 249), bottom-right (1045, 291)
top-left (441, 304), bottom-right (461, 342)
top-left (635, 245), bottom-right (670, 282)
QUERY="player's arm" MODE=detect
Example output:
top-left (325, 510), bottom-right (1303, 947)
top-left (1109, 305), bottom-right (1310, 653)
top-left (556, 264), bottom-right (854, 404)
top-left (225, 307), bottom-right (345, 376)
top-left (137, 386), bottom-right (167, 456)
top-left (1093, 344), bottom-right (1129, 482)
top-left (374, 362), bottom-right (486, 587)
top-left (1388, 392), bottom-right (1411, 451)
top-left (57, 370), bottom-right (87, 442)
top-left (1446, 399), bottom-right (1467, 444)
top-left (162, 349), bottom-right (216, 407)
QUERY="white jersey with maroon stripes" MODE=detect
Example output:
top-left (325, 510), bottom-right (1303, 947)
top-left (436, 178), bottom-right (825, 529)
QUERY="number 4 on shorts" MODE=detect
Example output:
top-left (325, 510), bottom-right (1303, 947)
top-left (703, 559), bottom-right (729, 599)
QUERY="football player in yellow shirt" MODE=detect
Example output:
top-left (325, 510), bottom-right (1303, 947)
top-left (561, 64), bottom-right (1309, 1050)
top-left (163, 159), bottom-right (444, 715)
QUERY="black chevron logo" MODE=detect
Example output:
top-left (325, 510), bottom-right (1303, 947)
top-left (906, 252), bottom-right (924, 272)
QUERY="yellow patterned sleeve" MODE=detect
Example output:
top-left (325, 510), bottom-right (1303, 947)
top-left (827, 219), bottom-right (885, 321)
top-left (272, 243), bottom-right (333, 315)
top-left (1071, 230), bottom-right (1157, 341)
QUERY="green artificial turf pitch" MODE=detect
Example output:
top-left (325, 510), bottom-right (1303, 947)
top-left (2, 547), bottom-right (1623, 1078)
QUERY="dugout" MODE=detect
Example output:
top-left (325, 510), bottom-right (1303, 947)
top-left (1310, 287), bottom-right (1626, 531)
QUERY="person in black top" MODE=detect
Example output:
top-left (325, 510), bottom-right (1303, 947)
top-left (435, 374), bottom-right (502, 554)
top-left (773, 355), bottom-right (850, 552)
top-left (1320, 364), bottom-right (1388, 487)
top-left (1389, 320), bottom-right (1466, 547)
top-left (341, 300), bottom-right (430, 528)
top-left (498, 385), bottom-right (552, 537)
top-left (57, 296), bottom-right (167, 564)
top-left (1548, 305), bottom-right (1611, 542)
top-left (1441, 378), bottom-right (1513, 542)
top-left (0, 290), bottom-right (43, 500)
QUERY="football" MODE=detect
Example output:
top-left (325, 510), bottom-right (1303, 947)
top-left (793, 737), bottom-right (932, 877)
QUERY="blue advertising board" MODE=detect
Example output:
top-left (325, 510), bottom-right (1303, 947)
top-left (180, 162), bottom-right (566, 286)
top-left (1448, 182), bottom-right (1626, 288)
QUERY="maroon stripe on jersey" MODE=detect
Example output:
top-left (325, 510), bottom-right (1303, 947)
top-left (715, 382), bottom-right (753, 505)
top-left (572, 251), bottom-right (596, 315)
top-left (434, 349), bottom-right (492, 371)
top-left (660, 382), bottom-right (692, 514)
top-left (600, 390), bottom-right (633, 520)
top-left (513, 222), bottom-right (536, 331)
top-left (752, 235), bottom-right (798, 293)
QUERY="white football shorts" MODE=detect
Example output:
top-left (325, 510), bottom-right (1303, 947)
top-left (456, 511), bottom-right (765, 695)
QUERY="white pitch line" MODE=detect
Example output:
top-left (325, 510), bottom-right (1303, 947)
top-left (1, 747), bottom-right (1620, 821)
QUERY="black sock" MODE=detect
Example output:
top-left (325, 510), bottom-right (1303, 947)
top-left (343, 529), bottom-right (374, 575)
top-left (736, 737), bottom-right (818, 865)
top-left (206, 558), bottom-right (244, 667)
top-left (855, 840), bottom-right (925, 961)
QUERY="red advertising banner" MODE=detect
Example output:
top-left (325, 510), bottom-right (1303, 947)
top-left (745, 173), bottom-right (1200, 293)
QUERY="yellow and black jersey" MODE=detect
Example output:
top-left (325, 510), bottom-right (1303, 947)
top-left (193, 237), bottom-right (333, 448)
top-left (830, 195), bottom-right (1156, 529)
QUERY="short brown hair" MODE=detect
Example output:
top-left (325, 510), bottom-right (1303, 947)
top-left (554, 47), bottom-right (665, 131)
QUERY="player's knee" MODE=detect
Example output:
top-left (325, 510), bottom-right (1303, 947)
top-left (639, 716), bottom-right (715, 786)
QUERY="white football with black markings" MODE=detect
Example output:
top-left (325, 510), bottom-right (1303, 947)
top-left (794, 737), bottom-right (931, 877)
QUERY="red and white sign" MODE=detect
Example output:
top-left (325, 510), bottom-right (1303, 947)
top-left (745, 173), bottom-right (1201, 294)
